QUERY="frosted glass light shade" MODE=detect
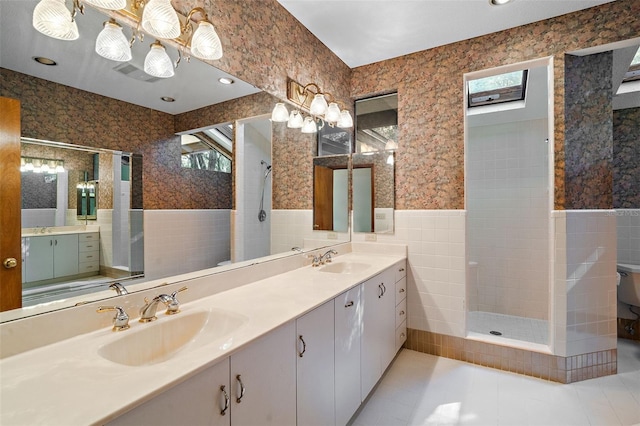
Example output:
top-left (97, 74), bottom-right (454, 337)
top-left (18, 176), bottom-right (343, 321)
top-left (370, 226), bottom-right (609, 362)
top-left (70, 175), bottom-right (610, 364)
top-left (309, 94), bottom-right (328, 116)
top-left (191, 21), bottom-right (223, 60)
top-left (301, 116), bottom-right (318, 134)
top-left (325, 102), bottom-right (341, 123)
top-left (81, 0), bottom-right (126, 10)
top-left (271, 103), bottom-right (289, 122)
top-left (142, 0), bottom-right (180, 39)
top-left (337, 110), bottom-right (353, 128)
top-left (95, 20), bottom-right (132, 62)
top-left (144, 42), bottom-right (174, 78)
top-left (287, 111), bottom-right (304, 129)
top-left (32, 0), bottom-right (79, 41)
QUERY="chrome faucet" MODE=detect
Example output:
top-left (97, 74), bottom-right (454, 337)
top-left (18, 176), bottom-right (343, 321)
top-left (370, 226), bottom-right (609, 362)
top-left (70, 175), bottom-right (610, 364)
top-left (320, 249), bottom-right (338, 264)
top-left (307, 254), bottom-right (322, 267)
top-left (139, 286), bottom-right (188, 322)
top-left (109, 282), bottom-right (128, 295)
top-left (97, 306), bottom-right (130, 331)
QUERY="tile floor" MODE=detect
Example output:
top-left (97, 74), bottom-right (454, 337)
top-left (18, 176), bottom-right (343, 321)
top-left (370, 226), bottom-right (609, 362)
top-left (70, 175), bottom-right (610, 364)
top-left (467, 311), bottom-right (548, 345)
top-left (351, 339), bottom-right (640, 426)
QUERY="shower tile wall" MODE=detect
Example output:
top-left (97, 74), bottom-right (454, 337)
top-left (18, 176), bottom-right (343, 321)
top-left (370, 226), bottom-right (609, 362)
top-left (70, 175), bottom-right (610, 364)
top-left (352, 210), bottom-right (467, 338)
top-left (466, 119), bottom-right (549, 320)
top-left (553, 210), bottom-right (617, 357)
top-left (616, 209), bottom-right (640, 264)
top-left (143, 210), bottom-right (231, 280)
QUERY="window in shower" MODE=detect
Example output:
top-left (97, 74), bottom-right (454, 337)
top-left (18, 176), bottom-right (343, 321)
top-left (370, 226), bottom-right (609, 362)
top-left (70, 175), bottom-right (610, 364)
top-left (467, 70), bottom-right (528, 108)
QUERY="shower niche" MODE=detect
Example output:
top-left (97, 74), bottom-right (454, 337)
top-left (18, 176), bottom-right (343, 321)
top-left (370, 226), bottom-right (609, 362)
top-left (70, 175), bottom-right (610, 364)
top-left (464, 57), bottom-right (554, 349)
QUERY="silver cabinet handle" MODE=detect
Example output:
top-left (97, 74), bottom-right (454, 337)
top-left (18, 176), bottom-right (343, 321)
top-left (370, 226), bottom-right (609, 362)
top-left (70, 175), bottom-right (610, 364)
top-left (54, 239), bottom-right (57, 246)
top-left (401, 332), bottom-right (406, 338)
top-left (399, 267), bottom-right (405, 272)
top-left (50, 240), bottom-right (53, 246)
top-left (381, 283), bottom-right (386, 295)
top-left (378, 284), bottom-right (383, 298)
top-left (399, 288), bottom-right (405, 293)
top-left (399, 310), bottom-right (405, 316)
top-left (220, 385), bottom-right (229, 416)
top-left (345, 301), bottom-right (354, 308)
top-left (236, 374), bottom-right (245, 403)
top-left (299, 335), bottom-right (306, 357)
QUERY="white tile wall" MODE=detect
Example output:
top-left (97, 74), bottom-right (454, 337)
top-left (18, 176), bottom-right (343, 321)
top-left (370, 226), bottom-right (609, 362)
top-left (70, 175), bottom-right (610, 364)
top-left (353, 210), bottom-right (467, 338)
top-left (616, 209), bottom-right (640, 265)
top-left (144, 210), bottom-right (231, 280)
top-left (270, 209), bottom-right (349, 254)
top-left (466, 119), bottom-right (550, 320)
top-left (21, 209), bottom-right (56, 228)
top-left (96, 209), bottom-right (113, 268)
top-left (553, 210), bottom-right (618, 357)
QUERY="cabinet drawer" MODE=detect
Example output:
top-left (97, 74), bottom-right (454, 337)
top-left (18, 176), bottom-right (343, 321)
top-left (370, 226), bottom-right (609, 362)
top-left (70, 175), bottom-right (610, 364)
top-left (395, 277), bottom-right (406, 305)
top-left (394, 261), bottom-right (406, 282)
top-left (395, 321), bottom-right (407, 351)
top-left (395, 298), bottom-right (407, 328)
top-left (79, 233), bottom-right (99, 242)
top-left (79, 251), bottom-right (99, 262)
top-left (79, 260), bottom-right (99, 273)
top-left (79, 241), bottom-right (99, 252)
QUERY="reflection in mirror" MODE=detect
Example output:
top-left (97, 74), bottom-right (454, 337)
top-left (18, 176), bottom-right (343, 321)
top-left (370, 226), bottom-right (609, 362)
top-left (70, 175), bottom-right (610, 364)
top-left (355, 93), bottom-right (398, 153)
top-left (313, 155), bottom-right (350, 232)
top-left (352, 151), bottom-right (395, 233)
top-left (20, 138), bottom-right (144, 306)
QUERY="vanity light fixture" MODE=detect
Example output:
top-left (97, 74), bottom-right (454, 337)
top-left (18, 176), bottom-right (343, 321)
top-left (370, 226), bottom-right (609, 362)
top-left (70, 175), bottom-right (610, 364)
top-left (271, 79), bottom-right (354, 134)
top-left (32, 0), bottom-right (81, 40)
top-left (20, 157), bottom-right (65, 173)
top-left (33, 0), bottom-right (226, 79)
top-left (144, 40), bottom-right (174, 78)
top-left (95, 19), bottom-right (132, 62)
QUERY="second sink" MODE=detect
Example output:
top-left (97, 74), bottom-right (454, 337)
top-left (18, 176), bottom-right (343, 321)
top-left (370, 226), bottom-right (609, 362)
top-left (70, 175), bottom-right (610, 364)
top-left (319, 261), bottom-right (370, 274)
top-left (98, 309), bottom-right (248, 367)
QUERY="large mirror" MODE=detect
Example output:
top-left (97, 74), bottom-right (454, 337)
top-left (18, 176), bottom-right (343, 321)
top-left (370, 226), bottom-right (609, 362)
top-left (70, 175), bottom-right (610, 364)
top-left (20, 138), bottom-right (144, 306)
top-left (0, 0), bottom-right (348, 320)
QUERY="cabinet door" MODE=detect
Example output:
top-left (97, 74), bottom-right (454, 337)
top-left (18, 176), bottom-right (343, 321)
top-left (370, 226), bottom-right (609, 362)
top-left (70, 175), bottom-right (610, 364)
top-left (24, 236), bottom-right (54, 282)
top-left (296, 301), bottom-right (335, 426)
top-left (361, 267), bottom-right (396, 400)
top-left (335, 285), bottom-right (362, 426)
top-left (231, 321), bottom-right (296, 426)
top-left (53, 234), bottom-right (78, 277)
top-left (107, 358), bottom-right (231, 426)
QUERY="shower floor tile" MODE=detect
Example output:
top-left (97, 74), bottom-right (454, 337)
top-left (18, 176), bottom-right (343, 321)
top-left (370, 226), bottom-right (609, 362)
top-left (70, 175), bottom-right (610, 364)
top-left (467, 311), bottom-right (548, 345)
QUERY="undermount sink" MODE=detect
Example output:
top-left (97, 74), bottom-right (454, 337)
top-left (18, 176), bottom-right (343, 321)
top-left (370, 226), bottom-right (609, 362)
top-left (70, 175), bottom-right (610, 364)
top-left (319, 261), bottom-right (370, 274)
top-left (98, 309), bottom-right (248, 366)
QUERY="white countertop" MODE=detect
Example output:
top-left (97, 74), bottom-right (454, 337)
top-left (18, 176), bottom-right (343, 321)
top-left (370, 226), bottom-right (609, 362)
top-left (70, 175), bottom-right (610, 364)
top-left (0, 251), bottom-right (405, 426)
top-left (21, 225), bottom-right (100, 237)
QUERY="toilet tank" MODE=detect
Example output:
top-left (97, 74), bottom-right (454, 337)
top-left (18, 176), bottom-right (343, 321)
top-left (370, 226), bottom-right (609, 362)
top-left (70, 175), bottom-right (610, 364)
top-left (618, 263), bottom-right (640, 307)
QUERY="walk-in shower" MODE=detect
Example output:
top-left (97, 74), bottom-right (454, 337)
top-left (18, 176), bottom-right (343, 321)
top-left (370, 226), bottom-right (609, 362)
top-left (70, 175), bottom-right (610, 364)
top-left (464, 58), bottom-right (554, 350)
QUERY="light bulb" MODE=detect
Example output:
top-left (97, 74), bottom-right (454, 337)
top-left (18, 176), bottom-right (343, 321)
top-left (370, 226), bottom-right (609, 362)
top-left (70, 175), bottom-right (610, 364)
top-left (24, 160), bottom-right (34, 171)
top-left (271, 103), bottom-right (289, 122)
top-left (384, 139), bottom-right (398, 150)
top-left (287, 111), bottom-right (304, 129)
top-left (32, 0), bottom-right (79, 41)
top-left (55, 161), bottom-right (65, 173)
top-left (81, 0), bottom-right (126, 9)
top-left (386, 154), bottom-right (394, 165)
top-left (41, 162), bottom-right (50, 173)
top-left (142, 0), bottom-right (181, 39)
top-left (144, 41), bottom-right (174, 78)
top-left (337, 110), bottom-right (354, 128)
top-left (95, 19), bottom-right (132, 62)
top-left (325, 103), bottom-right (341, 123)
top-left (301, 116), bottom-right (317, 134)
top-left (191, 21), bottom-right (223, 60)
top-left (309, 94), bottom-right (329, 116)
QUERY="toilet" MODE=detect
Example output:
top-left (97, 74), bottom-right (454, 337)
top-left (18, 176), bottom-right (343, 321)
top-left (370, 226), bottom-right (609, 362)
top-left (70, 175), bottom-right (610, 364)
top-left (617, 263), bottom-right (640, 334)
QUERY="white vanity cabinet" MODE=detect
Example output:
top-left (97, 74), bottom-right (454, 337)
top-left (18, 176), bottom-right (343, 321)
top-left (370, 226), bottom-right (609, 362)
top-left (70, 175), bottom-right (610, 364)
top-left (107, 358), bottom-right (231, 426)
top-left (78, 232), bottom-right (100, 273)
top-left (296, 301), bottom-right (335, 426)
top-left (24, 234), bottom-right (79, 282)
top-left (230, 321), bottom-right (297, 426)
top-left (361, 267), bottom-right (396, 400)
top-left (334, 285), bottom-right (362, 426)
top-left (394, 261), bottom-right (407, 351)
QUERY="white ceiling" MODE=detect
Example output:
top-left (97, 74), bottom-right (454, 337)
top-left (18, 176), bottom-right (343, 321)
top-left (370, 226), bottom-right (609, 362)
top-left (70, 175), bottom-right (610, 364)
top-left (277, 0), bottom-right (617, 68)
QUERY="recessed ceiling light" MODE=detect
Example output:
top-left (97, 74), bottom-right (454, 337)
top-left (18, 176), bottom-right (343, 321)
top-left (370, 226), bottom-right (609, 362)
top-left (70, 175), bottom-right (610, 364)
top-left (490, 0), bottom-right (513, 5)
top-left (161, 96), bottom-right (175, 102)
top-left (33, 56), bottom-right (57, 66)
top-left (218, 77), bottom-right (234, 85)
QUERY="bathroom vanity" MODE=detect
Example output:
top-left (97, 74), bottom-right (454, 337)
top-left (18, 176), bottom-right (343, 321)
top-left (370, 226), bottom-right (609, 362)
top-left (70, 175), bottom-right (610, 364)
top-left (0, 244), bottom-right (406, 426)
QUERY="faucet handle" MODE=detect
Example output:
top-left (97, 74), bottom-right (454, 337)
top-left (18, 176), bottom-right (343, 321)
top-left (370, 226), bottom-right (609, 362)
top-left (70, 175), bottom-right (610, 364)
top-left (166, 286), bottom-right (187, 315)
top-left (97, 306), bottom-right (130, 331)
top-left (170, 286), bottom-right (188, 299)
top-left (307, 254), bottom-right (321, 267)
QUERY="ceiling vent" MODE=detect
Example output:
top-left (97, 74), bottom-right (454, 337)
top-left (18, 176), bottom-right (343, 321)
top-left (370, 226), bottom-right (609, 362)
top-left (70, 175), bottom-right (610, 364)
top-left (112, 62), bottom-right (160, 83)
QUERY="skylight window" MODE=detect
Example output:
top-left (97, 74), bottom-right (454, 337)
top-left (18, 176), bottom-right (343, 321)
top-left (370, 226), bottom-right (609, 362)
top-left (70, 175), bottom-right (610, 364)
top-left (468, 70), bottom-right (528, 107)
top-left (622, 47), bottom-right (640, 83)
